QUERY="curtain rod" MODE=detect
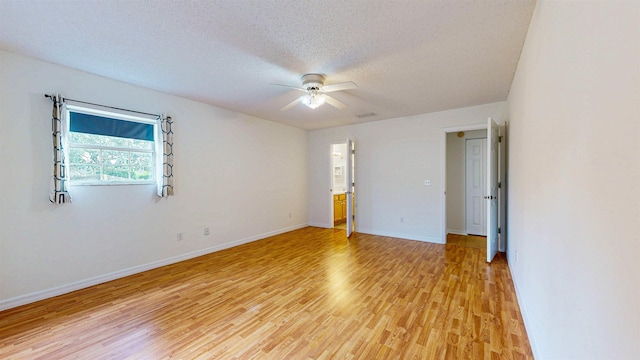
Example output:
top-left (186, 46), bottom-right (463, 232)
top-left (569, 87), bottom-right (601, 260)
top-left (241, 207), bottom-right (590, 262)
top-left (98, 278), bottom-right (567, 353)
top-left (44, 94), bottom-right (160, 118)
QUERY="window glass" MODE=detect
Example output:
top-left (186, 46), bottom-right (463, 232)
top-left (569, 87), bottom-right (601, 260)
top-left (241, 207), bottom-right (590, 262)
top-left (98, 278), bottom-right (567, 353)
top-left (67, 107), bottom-right (156, 185)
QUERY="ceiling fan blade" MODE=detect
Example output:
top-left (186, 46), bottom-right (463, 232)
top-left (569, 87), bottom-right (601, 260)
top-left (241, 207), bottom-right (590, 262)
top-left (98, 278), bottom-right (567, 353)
top-left (324, 95), bottom-right (348, 110)
top-left (280, 97), bottom-right (301, 111)
top-left (270, 83), bottom-right (306, 92)
top-left (321, 81), bottom-right (358, 93)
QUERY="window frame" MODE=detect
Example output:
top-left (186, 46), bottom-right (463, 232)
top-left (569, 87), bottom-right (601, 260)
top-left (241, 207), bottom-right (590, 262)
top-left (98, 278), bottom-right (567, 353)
top-left (65, 104), bottom-right (159, 186)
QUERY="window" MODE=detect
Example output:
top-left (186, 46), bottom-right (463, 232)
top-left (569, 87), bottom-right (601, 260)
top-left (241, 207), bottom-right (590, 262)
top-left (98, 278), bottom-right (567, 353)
top-left (66, 106), bottom-right (157, 185)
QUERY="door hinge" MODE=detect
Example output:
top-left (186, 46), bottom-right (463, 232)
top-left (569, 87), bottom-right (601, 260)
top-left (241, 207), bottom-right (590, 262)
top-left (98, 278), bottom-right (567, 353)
top-left (498, 136), bottom-right (503, 143)
top-left (498, 227), bottom-right (501, 234)
top-left (498, 182), bottom-right (501, 189)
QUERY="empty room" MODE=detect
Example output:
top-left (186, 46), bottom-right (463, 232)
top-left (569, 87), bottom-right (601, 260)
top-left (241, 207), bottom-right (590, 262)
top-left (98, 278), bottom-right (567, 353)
top-left (0, 1), bottom-right (638, 359)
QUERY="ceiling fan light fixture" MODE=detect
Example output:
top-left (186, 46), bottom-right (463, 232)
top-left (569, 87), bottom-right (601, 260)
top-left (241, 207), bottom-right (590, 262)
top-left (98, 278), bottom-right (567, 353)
top-left (301, 91), bottom-right (326, 109)
top-left (274, 73), bottom-right (356, 111)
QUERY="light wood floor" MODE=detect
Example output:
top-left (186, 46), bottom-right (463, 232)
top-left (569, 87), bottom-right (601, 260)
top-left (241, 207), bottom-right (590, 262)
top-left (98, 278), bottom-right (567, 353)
top-left (446, 233), bottom-right (487, 249)
top-left (0, 227), bottom-right (532, 359)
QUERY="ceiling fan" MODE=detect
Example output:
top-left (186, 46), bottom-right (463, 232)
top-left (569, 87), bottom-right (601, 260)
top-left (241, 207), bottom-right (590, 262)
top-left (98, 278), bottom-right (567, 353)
top-left (272, 74), bottom-right (357, 111)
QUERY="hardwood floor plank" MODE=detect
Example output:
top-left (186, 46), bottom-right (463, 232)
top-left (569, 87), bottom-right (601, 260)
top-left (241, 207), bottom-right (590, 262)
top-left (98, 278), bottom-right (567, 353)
top-left (0, 227), bottom-right (532, 359)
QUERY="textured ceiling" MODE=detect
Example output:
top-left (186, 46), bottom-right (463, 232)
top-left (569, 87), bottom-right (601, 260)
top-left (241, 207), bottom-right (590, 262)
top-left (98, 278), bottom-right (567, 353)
top-left (0, 0), bottom-right (535, 130)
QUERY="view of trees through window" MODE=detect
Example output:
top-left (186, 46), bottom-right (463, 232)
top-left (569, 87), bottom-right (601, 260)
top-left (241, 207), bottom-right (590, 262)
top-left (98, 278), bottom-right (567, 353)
top-left (68, 132), bottom-right (154, 183)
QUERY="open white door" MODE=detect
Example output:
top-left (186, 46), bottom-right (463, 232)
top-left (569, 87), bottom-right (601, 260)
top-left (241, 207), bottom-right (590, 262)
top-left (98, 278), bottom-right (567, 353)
top-left (346, 139), bottom-right (354, 237)
top-left (486, 118), bottom-right (499, 262)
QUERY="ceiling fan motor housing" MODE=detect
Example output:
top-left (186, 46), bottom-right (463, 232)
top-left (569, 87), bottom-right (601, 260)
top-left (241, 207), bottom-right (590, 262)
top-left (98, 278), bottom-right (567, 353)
top-left (301, 73), bottom-right (326, 90)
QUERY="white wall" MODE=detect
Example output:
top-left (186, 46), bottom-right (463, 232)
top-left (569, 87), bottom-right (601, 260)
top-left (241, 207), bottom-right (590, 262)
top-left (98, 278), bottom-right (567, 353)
top-left (445, 129), bottom-right (486, 234)
top-left (308, 102), bottom-right (507, 242)
top-left (0, 50), bottom-right (309, 309)
top-left (507, 1), bottom-right (640, 359)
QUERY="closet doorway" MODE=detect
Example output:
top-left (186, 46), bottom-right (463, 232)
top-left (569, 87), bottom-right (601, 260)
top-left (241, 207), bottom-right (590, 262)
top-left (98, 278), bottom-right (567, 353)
top-left (445, 128), bottom-right (487, 241)
top-left (443, 119), bottom-right (503, 262)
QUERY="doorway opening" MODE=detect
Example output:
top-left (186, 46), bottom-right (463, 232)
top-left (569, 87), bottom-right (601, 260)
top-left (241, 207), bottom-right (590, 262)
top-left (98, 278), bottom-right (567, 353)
top-left (331, 140), bottom-right (355, 237)
top-left (445, 129), bottom-right (488, 246)
top-left (442, 118), bottom-right (502, 262)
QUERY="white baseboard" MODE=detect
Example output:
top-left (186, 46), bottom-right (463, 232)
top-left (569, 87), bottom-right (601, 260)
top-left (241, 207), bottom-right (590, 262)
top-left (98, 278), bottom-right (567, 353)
top-left (356, 228), bottom-right (444, 244)
top-left (447, 229), bottom-right (468, 235)
top-left (0, 223), bottom-right (308, 311)
top-left (509, 262), bottom-right (540, 359)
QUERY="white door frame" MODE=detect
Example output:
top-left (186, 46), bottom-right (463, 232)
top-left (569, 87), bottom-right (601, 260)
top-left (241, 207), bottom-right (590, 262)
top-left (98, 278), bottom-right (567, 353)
top-left (441, 124), bottom-right (487, 244)
top-left (346, 138), bottom-right (354, 237)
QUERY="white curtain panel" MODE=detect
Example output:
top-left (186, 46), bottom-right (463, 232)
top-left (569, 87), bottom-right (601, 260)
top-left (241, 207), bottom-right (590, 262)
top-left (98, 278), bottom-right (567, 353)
top-left (156, 115), bottom-right (174, 197)
top-left (49, 94), bottom-right (72, 204)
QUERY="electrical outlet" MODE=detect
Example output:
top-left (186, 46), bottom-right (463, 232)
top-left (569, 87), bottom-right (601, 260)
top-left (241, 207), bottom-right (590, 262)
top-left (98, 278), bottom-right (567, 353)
top-left (177, 232), bottom-right (184, 241)
top-left (204, 227), bottom-right (210, 236)
top-left (289, 212), bottom-right (292, 218)
top-left (400, 217), bottom-right (404, 223)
